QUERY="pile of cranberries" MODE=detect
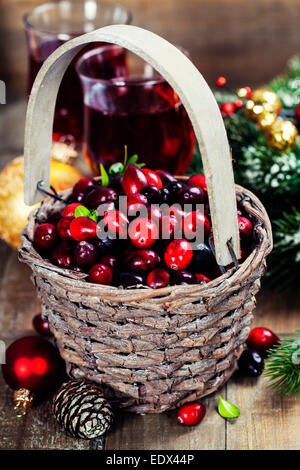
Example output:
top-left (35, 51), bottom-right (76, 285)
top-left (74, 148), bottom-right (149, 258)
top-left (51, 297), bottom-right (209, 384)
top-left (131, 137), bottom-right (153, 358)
top-left (33, 163), bottom-right (253, 288)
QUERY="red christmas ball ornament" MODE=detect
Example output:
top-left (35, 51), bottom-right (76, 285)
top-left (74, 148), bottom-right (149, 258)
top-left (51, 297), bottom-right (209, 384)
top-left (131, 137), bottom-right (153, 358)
top-left (2, 336), bottom-right (64, 415)
top-left (234, 99), bottom-right (244, 110)
top-left (220, 102), bottom-right (235, 116)
top-left (177, 402), bottom-right (206, 426)
top-left (216, 76), bottom-right (227, 87)
top-left (33, 314), bottom-right (52, 337)
top-left (247, 327), bottom-right (280, 355)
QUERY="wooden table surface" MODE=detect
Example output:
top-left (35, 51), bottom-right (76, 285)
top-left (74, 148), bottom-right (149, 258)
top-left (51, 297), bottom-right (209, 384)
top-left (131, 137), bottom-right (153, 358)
top-left (0, 102), bottom-right (299, 450)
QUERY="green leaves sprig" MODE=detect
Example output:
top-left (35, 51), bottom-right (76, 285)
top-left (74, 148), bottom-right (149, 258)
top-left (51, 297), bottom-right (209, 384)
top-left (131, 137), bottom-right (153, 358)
top-left (74, 205), bottom-right (98, 222)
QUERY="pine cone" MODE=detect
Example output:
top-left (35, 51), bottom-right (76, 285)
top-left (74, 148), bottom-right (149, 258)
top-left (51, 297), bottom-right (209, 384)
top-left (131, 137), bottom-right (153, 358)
top-left (53, 379), bottom-right (113, 439)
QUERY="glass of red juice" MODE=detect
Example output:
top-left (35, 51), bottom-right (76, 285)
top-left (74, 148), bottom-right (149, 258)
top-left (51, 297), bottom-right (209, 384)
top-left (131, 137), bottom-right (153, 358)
top-left (76, 48), bottom-right (195, 175)
top-left (23, 0), bottom-right (132, 147)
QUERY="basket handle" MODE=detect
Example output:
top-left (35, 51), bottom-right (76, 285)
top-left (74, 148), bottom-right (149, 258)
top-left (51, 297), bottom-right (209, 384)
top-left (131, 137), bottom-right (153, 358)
top-left (24, 24), bottom-right (240, 265)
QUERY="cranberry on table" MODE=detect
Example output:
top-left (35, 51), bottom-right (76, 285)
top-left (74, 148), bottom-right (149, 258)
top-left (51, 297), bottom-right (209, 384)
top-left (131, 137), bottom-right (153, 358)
top-left (182, 211), bottom-right (211, 238)
top-left (146, 268), bottom-right (170, 289)
top-left (62, 202), bottom-right (82, 218)
top-left (72, 177), bottom-right (95, 202)
top-left (140, 185), bottom-right (161, 204)
top-left (85, 186), bottom-right (118, 209)
top-left (122, 163), bottom-right (148, 195)
top-left (88, 263), bottom-right (113, 285)
top-left (57, 217), bottom-right (73, 241)
top-left (171, 270), bottom-right (197, 285)
top-left (155, 169), bottom-right (177, 185)
top-left (99, 254), bottom-right (118, 273)
top-left (52, 241), bottom-right (73, 268)
top-left (124, 249), bottom-right (160, 272)
top-left (103, 210), bottom-right (129, 238)
top-left (246, 327), bottom-right (280, 355)
top-left (34, 223), bottom-right (57, 252)
top-left (178, 185), bottom-right (206, 206)
top-left (74, 241), bottom-right (98, 267)
top-left (177, 402), bottom-right (206, 426)
top-left (164, 239), bottom-right (193, 270)
top-left (69, 217), bottom-right (97, 241)
top-left (116, 272), bottom-right (144, 288)
top-left (238, 349), bottom-right (264, 377)
top-left (128, 217), bottom-right (159, 248)
top-left (238, 216), bottom-right (253, 239)
top-left (142, 168), bottom-right (163, 189)
top-left (32, 313), bottom-right (52, 337)
top-left (187, 174), bottom-right (207, 197)
top-left (195, 273), bottom-right (211, 284)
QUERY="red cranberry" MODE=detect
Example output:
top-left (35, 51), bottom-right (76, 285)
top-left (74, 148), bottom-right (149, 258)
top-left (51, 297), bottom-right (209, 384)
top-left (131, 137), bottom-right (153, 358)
top-left (178, 185), bottom-right (206, 206)
top-left (191, 242), bottom-right (215, 274)
top-left (103, 210), bottom-right (129, 238)
top-left (115, 272), bottom-right (144, 288)
top-left (141, 168), bottom-right (163, 189)
top-left (182, 211), bottom-right (211, 238)
top-left (128, 217), bottom-right (159, 248)
top-left (146, 268), bottom-right (170, 288)
top-left (52, 241), bottom-right (73, 268)
top-left (165, 205), bottom-right (187, 222)
top-left (164, 239), bottom-right (193, 270)
top-left (171, 270), bottom-right (197, 285)
top-left (74, 241), bottom-right (98, 267)
top-left (148, 205), bottom-right (162, 225)
top-left (155, 169), bottom-right (176, 185)
top-left (97, 201), bottom-right (116, 219)
top-left (34, 223), bottom-right (57, 251)
top-left (72, 177), bottom-right (95, 202)
top-left (177, 402), bottom-right (206, 427)
top-left (188, 174), bottom-right (207, 197)
top-left (124, 249), bottom-right (160, 272)
top-left (99, 254), bottom-right (118, 273)
top-left (195, 273), bottom-right (211, 284)
top-left (140, 185), bottom-right (161, 204)
top-left (238, 216), bottom-right (253, 239)
top-left (57, 217), bottom-right (73, 240)
top-left (85, 186), bottom-right (118, 209)
top-left (88, 264), bottom-right (113, 285)
top-left (122, 163), bottom-right (148, 196)
top-left (32, 313), bottom-right (52, 337)
top-left (126, 193), bottom-right (148, 218)
top-left (246, 327), bottom-right (280, 355)
top-left (69, 217), bottom-right (97, 241)
top-left (160, 215), bottom-right (180, 240)
top-left (62, 202), bottom-right (82, 218)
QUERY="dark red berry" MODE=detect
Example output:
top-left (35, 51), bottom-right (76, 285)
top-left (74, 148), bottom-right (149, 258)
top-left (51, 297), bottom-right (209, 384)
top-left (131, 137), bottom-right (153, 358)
top-left (140, 185), bottom-right (161, 204)
top-left (99, 254), bottom-right (118, 273)
top-left (72, 177), bottom-right (95, 202)
top-left (93, 237), bottom-right (118, 255)
top-left (103, 210), bottom-right (129, 238)
top-left (155, 170), bottom-right (176, 185)
top-left (74, 241), bottom-right (98, 267)
top-left (191, 242), bottom-right (215, 274)
top-left (88, 264), bottom-right (113, 285)
top-left (69, 217), bottom-right (97, 241)
top-left (146, 268), bottom-right (170, 288)
top-left (34, 223), bottom-right (57, 251)
top-left (238, 216), bottom-right (253, 239)
top-left (126, 193), bottom-right (148, 218)
top-left (85, 186), bottom-right (118, 209)
top-left (238, 349), bottom-right (264, 377)
top-left (159, 187), bottom-right (172, 204)
top-left (182, 211), bottom-right (211, 239)
top-left (166, 181), bottom-right (184, 202)
top-left (178, 185), bottom-right (206, 206)
top-left (195, 273), bottom-right (211, 284)
top-left (165, 205), bottom-right (186, 222)
top-left (142, 168), bottom-right (163, 189)
top-left (124, 249), bottom-right (160, 272)
top-left (164, 239), bottom-right (193, 270)
top-left (177, 402), bottom-right (206, 426)
top-left (171, 270), bottom-right (197, 285)
top-left (148, 205), bottom-right (162, 225)
top-left (188, 174), bottom-right (207, 197)
top-left (246, 327), bottom-right (280, 355)
top-left (32, 314), bottom-right (52, 337)
top-left (62, 202), bottom-right (82, 218)
top-left (116, 272), bottom-right (144, 288)
top-left (160, 215), bottom-right (180, 240)
top-left (128, 217), bottom-right (159, 248)
top-left (122, 163), bottom-right (148, 196)
top-left (52, 241), bottom-right (73, 268)
top-left (109, 174), bottom-right (124, 193)
top-left (46, 211), bottom-right (63, 226)
top-left (57, 217), bottom-right (73, 240)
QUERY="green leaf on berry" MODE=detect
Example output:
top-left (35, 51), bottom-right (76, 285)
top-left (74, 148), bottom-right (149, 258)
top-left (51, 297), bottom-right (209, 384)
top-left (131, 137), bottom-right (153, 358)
top-left (218, 396), bottom-right (240, 419)
top-left (100, 163), bottom-right (109, 187)
top-left (74, 205), bottom-right (91, 218)
top-left (127, 154), bottom-right (139, 165)
top-left (109, 162), bottom-right (124, 176)
top-left (89, 209), bottom-right (98, 223)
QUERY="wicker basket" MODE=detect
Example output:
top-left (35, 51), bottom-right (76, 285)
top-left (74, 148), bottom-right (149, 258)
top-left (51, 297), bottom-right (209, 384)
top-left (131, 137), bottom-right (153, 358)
top-left (19, 25), bottom-right (272, 413)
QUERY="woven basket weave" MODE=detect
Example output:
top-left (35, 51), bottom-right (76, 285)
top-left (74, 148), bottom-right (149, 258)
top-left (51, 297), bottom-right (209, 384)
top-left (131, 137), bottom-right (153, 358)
top-left (20, 25), bottom-right (272, 413)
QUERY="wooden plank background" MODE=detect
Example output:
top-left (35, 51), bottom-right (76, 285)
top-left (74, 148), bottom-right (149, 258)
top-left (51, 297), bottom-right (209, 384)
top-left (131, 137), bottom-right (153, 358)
top-left (1, 0), bottom-right (300, 101)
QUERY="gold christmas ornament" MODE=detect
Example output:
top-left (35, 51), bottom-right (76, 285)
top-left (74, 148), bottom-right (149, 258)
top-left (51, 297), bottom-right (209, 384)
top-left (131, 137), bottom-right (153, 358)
top-left (266, 120), bottom-right (298, 152)
top-left (0, 157), bottom-right (83, 249)
top-left (244, 88), bottom-right (281, 122)
top-left (257, 111), bottom-right (277, 130)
